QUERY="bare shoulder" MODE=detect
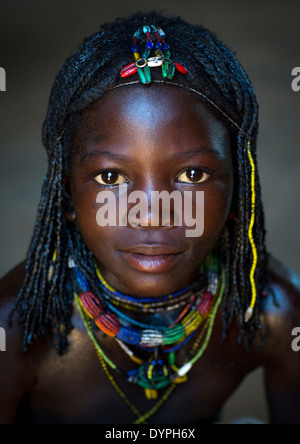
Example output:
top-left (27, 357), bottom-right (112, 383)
top-left (0, 261), bottom-right (27, 339)
top-left (262, 255), bottom-right (300, 344)
top-left (0, 262), bottom-right (40, 423)
top-left (259, 255), bottom-right (300, 380)
top-left (259, 256), bottom-right (300, 423)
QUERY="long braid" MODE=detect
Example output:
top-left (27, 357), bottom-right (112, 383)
top-left (11, 11), bottom-right (268, 353)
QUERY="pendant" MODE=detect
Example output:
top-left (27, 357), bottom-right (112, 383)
top-left (126, 348), bottom-right (186, 399)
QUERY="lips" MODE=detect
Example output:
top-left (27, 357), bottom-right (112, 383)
top-left (120, 244), bottom-right (184, 273)
top-left (122, 245), bottom-right (183, 255)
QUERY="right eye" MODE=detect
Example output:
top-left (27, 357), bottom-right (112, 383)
top-left (95, 171), bottom-right (127, 186)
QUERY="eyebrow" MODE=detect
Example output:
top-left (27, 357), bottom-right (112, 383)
top-left (80, 150), bottom-right (131, 164)
top-left (79, 146), bottom-right (222, 164)
top-left (169, 147), bottom-right (223, 159)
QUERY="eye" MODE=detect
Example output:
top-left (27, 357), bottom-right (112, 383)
top-left (95, 170), bottom-right (127, 186)
top-left (177, 168), bottom-right (212, 184)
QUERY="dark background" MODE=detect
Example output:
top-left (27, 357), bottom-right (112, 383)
top-left (0, 0), bottom-right (299, 423)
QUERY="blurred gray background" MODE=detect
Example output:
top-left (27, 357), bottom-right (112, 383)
top-left (0, 0), bottom-right (299, 424)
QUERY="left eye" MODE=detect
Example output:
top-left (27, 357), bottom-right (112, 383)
top-left (95, 171), bottom-right (127, 186)
top-left (177, 168), bottom-right (211, 184)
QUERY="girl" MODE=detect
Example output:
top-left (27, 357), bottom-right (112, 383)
top-left (0, 11), bottom-right (299, 424)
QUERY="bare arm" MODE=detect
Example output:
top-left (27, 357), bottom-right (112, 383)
top-left (0, 263), bottom-right (37, 424)
top-left (263, 258), bottom-right (300, 424)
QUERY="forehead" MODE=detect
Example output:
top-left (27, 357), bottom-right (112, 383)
top-left (73, 84), bottom-right (231, 160)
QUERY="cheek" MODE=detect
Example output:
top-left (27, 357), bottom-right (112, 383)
top-left (199, 179), bottom-right (233, 243)
top-left (72, 184), bottom-right (129, 265)
top-left (72, 184), bottom-right (108, 250)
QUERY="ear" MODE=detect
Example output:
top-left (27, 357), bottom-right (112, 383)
top-left (63, 176), bottom-right (76, 222)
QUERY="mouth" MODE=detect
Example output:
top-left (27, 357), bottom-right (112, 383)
top-left (119, 245), bottom-right (185, 273)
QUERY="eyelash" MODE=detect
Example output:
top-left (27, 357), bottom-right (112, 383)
top-left (93, 169), bottom-right (129, 187)
top-left (93, 167), bottom-right (215, 187)
top-left (176, 167), bottom-right (215, 184)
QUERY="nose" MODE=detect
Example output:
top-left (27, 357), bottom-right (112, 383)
top-left (119, 182), bottom-right (182, 230)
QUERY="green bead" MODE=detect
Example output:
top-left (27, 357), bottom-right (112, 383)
top-left (168, 352), bottom-right (176, 366)
top-left (166, 62), bottom-right (175, 80)
top-left (162, 61), bottom-right (175, 80)
top-left (162, 62), bottom-right (168, 79)
top-left (137, 67), bottom-right (147, 84)
top-left (163, 325), bottom-right (185, 345)
top-left (155, 380), bottom-right (171, 390)
top-left (142, 48), bottom-right (151, 59)
top-left (138, 379), bottom-right (170, 390)
top-left (144, 65), bottom-right (152, 84)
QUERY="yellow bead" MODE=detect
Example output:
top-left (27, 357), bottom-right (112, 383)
top-left (173, 375), bottom-right (188, 384)
top-left (52, 249), bottom-right (57, 262)
top-left (133, 52), bottom-right (140, 61)
top-left (131, 356), bottom-right (143, 365)
top-left (145, 389), bottom-right (158, 400)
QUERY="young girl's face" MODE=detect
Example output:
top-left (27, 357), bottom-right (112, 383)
top-left (69, 85), bottom-right (234, 296)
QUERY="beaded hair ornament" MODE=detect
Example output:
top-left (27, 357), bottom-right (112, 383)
top-left (119, 25), bottom-right (258, 323)
top-left (120, 25), bottom-right (188, 84)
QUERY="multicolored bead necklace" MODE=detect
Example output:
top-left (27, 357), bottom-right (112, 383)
top-left (120, 25), bottom-right (188, 84)
top-left (71, 257), bottom-right (217, 348)
top-left (94, 261), bottom-right (199, 314)
top-left (73, 267), bottom-right (225, 423)
top-left (69, 253), bottom-right (225, 412)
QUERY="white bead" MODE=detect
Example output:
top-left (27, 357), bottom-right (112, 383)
top-left (47, 266), bottom-right (54, 283)
top-left (68, 256), bottom-right (76, 268)
top-left (147, 57), bottom-right (163, 68)
top-left (177, 363), bottom-right (192, 377)
top-left (158, 28), bottom-right (166, 36)
top-left (140, 330), bottom-right (163, 347)
top-left (244, 306), bottom-right (254, 323)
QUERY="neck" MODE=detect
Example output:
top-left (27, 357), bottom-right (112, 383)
top-left (94, 262), bottom-right (208, 326)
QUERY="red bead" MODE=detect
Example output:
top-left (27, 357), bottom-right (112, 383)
top-left (174, 62), bottom-right (188, 75)
top-left (95, 313), bottom-right (120, 337)
top-left (80, 291), bottom-right (103, 318)
top-left (197, 291), bottom-right (213, 316)
top-left (120, 62), bottom-right (136, 74)
top-left (121, 66), bottom-right (138, 78)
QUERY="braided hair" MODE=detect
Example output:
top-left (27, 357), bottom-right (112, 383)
top-left (11, 11), bottom-right (268, 354)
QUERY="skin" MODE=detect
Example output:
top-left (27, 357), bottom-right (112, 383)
top-left (69, 85), bottom-right (234, 298)
top-left (0, 85), bottom-right (300, 424)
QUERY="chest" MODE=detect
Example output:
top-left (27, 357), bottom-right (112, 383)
top-left (26, 326), bottom-right (261, 424)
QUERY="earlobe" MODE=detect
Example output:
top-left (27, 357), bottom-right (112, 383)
top-left (65, 209), bottom-right (76, 222)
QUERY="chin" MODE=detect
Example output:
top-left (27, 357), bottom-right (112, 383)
top-left (119, 271), bottom-right (188, 297)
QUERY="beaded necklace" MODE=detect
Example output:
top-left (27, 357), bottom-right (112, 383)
top-left (70, 255), bottom-right (225, 406)
top-left (74, 270), bottom-right (225, 423)
top-left (71, 260), bottom-right (217, 348)
top-left (93, 259), bottom-right (198, 313)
